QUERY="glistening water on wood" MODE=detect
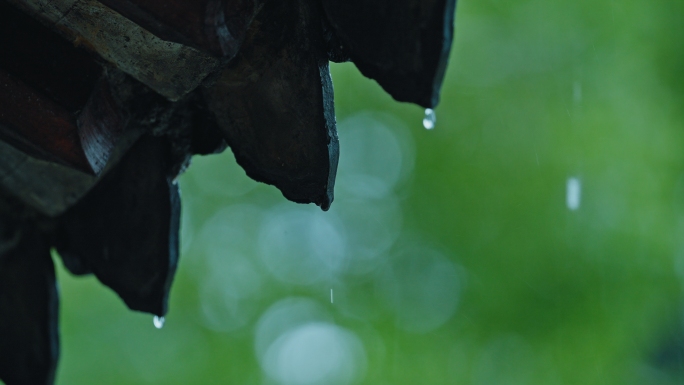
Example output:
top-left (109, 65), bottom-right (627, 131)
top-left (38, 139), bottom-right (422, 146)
top-left (0, 0), bottom-right (458, 382)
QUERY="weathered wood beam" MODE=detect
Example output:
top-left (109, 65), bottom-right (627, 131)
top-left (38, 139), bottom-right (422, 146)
top-left (0, 139), bottom-right (98, 217)
top-left (0, 69), bottom-right (152, 217)
top-left (96, 0), bottom-right (262, 59)
top-left (6, 0), bottom-right (220, 101)
top-left (0, 69), bottom-right (94, 174)
top-left (0, 0), bottom-right (101, 112)
top-left (0, 0), bottom-right (105, 174)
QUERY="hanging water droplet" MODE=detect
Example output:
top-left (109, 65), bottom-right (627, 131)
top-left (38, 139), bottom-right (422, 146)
top-left (423, 108), bottom-right (436, 130)
top-left (153, 316), bottom-right (165, 329)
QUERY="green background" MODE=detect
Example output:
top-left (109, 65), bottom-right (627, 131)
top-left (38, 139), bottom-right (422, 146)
top-left (51, 0), bottom-right (684, 384)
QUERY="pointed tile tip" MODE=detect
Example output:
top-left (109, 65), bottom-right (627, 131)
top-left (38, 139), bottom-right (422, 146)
top-left (376, 78), bottom-right (442, 110)
top-left (319, 201), bottom-right (331, 211)
top-left (425, 92), bottom-right (442, 110)
top-left (120, 294), bottom-right (168, 318)
top-left (318, 193), bottom-right (333, 211)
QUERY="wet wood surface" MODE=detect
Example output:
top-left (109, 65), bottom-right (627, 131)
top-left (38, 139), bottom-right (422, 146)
top-left (204, 0), bottom-right (339, 210)
top-left (0, 224), bottom-right (59, 385)
top-left (98, 0), bottom-right (261, 58)
top-left (321, 0), bottom-right (457, 107)
top-left (56, 136), bottom-right (180, 316)
top-left (0, 69), bottom-right (94, 174)
top-left (7, 0), bottom-right (220, 101)
top-left (0, 1), bottom-right (458, 382)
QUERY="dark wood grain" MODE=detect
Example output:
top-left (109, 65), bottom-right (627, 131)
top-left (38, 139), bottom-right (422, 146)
top-left (0, 0), bottom-right (102, 112)
top-left (97, 0), bottom-right (261, 58)
top-left (0, 69), bottom-right (94, 174)
top-left (0, 0), bottom-right (129, 175)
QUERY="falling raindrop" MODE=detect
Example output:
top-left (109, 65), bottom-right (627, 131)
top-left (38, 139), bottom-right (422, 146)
top-left (566, 177), bottom-right (581, 211)
top-left (331, 288), bottom-right (334, 304)
top-left (423, 109), bottom-right (436, 130)
top-left (153, 316), bottom-right (165, 329)
top-left (573, 81), bottom-right (582, 104)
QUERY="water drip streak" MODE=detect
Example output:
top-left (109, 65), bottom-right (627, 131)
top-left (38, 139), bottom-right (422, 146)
top-left (566, 177), bottom-right (581, 211)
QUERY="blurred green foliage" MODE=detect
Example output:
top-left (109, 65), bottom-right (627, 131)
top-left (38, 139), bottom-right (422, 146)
top-left (52, 0), bottom-right (684, 384)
